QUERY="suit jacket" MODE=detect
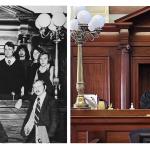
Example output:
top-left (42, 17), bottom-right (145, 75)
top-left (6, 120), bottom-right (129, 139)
top-left (21, 93), bottom-right (58, 143)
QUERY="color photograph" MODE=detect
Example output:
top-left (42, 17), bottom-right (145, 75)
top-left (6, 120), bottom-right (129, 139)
top-left (70, 6), bottom-right (150, 143)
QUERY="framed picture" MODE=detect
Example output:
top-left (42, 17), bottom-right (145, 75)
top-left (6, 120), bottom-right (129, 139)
top-left (84, 94), bottom-right (98, 109)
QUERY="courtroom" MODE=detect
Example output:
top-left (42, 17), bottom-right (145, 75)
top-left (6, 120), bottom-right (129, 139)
top-left (71, 6), bottom-right (150, 143)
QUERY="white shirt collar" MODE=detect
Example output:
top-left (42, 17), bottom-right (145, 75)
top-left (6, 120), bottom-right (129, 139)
top-left (5, 57), bottom-right (16, 66)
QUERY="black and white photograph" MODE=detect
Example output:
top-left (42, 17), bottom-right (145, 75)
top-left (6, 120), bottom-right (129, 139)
top-left (0, 5), bottom-right (67, 143)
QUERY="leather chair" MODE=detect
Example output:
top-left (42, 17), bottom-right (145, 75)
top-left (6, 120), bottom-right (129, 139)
top-left (129, 128), bottom-right (150, 143)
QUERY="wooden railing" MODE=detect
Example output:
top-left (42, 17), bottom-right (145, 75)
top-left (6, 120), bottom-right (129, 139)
top-left (0, 100), bottom-right (67, 143)
top-left (71, 109), bottom-right (150, 143)
top-left (0, 100), bottom-right (28, 143)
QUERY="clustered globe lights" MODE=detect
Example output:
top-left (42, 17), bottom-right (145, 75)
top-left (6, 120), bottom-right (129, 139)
top-left (35, 7), bottom-right (67, 100)
top-left (71, 9), bottom-right (105, 43)
top-left (35, 12), bottom-right (67, 39)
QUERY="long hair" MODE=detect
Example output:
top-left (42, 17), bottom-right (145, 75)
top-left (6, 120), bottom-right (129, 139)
top-left (14, 45), bottom-right (30, 60)
top-left (39, 51), bottom-right (54, 66)
top-left (30, 46), bottom-right (44, 61)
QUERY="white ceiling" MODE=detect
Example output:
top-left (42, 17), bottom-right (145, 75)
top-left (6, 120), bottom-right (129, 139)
top-left (24, 6), bottom-right (67, 13)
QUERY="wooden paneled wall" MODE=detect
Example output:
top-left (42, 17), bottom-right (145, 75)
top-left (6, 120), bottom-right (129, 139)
top-left (71, 25), bottom-right (150, 109)
top-left (109, 6), bottom-right (144, 14)
top-left (71, 31), bottom-right (121, 108)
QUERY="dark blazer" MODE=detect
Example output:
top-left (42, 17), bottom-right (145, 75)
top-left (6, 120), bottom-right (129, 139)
top-left (21, 93), bottom-right (58, 143)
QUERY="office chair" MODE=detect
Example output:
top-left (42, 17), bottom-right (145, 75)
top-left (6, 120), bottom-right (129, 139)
top-left (129, 128), bottom-right (150, 143)
top-left (140, 91), bottom-right (150, 109)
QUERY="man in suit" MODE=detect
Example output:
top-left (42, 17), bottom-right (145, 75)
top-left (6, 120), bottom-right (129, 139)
top-left (0, 41), bottom-right (25, 99)
top-left (21, 80), bottom-right (58, 143)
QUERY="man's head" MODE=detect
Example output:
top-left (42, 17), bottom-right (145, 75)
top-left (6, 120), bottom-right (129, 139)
top-left (33, 80), bottom-right (46, 96)
top-left (4, 41), bottom-right (15, 58)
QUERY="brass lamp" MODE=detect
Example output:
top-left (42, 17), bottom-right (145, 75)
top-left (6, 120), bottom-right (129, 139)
top-left (71, 7), bottom-right (105, 108)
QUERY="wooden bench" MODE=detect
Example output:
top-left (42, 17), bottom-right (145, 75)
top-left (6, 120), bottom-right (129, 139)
top-left (71, 109), bottom-right (150, 143)
top-left (0, 100), bottom-right (28, 143)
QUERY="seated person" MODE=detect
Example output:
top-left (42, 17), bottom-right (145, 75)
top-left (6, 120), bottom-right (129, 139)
top-left (140, 91), bottom-right (150, 109)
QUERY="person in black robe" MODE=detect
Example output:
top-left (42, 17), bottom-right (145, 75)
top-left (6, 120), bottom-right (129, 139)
top-left (14, 44), bottom-right (31, 98)
top-left (15, 46), bottom-right (43, 109)
top-left (140, 91), bottom-right (150, 109)
top-left (27, 47), bottom-right (43, 94)
top-left (0, 41), bottom-right (25, 99)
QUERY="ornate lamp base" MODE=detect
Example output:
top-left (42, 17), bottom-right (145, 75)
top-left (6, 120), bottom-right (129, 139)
top-left (73, 95), bottom-right (89, 108)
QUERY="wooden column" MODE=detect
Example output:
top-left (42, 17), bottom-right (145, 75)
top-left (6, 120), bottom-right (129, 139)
top-left (119, 29), bottom-right (131, 109)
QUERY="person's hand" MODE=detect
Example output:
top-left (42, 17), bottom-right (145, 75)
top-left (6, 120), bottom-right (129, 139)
top-left (53, 77), bottom-right (59, 86)
top-left (24, 125), bottom-right (31, 136)
top-left (21, 86), bottom-right (24, 96)
top-left (15, 99), bottom-right (22, 109)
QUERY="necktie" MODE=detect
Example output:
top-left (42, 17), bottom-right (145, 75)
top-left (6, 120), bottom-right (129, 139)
top-left (34, 98), bottom-right (41, 125)
top-left (8, 60), bottom-right (11, 66)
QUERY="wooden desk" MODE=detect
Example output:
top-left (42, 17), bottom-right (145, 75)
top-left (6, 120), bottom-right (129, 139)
top-left (71, 109), bottom-right (150, 143)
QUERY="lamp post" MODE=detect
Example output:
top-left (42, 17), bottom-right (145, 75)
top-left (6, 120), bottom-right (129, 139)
top-left (35, 10), bottom-right (67, 100)
top-left (71, 8), bottom-right (105, 108)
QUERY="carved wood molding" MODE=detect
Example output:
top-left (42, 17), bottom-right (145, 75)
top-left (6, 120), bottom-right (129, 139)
top-left (118, 29), bottom-right (132, 54)
top-left (115, 6), bottom-right (150, 23)
top-left (0, 6), bottom-right (36, 23)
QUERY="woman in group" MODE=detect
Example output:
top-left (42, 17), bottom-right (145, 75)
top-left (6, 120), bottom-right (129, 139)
top-left (27, 47), bottom-right (43, 94)
top-left (15, 46), bottom-right (43, 109)
top-left (34, 51), bottom-right (55, 97)
top-left (14, 45), bottom-right (31, 98)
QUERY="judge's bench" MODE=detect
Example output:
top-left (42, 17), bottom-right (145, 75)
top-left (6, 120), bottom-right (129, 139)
top-left (71, 7), bottom-right (150, 143)
top-left (71, 109), bottom-right (150, 143)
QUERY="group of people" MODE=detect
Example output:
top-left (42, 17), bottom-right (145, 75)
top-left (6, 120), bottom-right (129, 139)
top-left (0, 41), bottom-right (55, 99)
top-left (0, 41), bottom-right (58, 143)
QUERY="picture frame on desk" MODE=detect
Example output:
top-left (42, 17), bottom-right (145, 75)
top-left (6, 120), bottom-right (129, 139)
top-left (84, 94), bottom-right (97, 109)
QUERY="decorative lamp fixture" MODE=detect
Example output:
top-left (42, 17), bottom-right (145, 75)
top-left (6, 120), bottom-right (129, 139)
top-left (71, 7), bottom-right (105, 108)
top-left (35, 9), bottom-right (67, 100)
top-left (18, 24), bottom-right (30, 45)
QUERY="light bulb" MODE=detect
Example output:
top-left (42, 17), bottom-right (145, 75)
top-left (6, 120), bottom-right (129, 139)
top-left (35, 18), bottom-right (41, 29)
top-left (48, 22), bottom-right (57, 31)
top-left (70, 19), bottom-right (78, 31)
top-left (37, 13), bottom-right (51, 28)
top-left (73, 6), bottom-right (86, 17)
top-left (88, 24), bottom-right (95, 31)
top-left (52, 13), bottom-right (66, 26)
top-left (77, 10), bottom-right (92, 24)
top-left (63, 22), bottom-right (67, 29)
top-left (90, 15), bottom-right (105, 28)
